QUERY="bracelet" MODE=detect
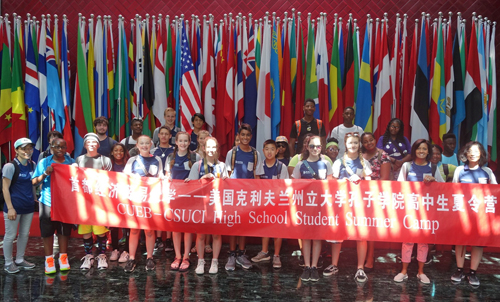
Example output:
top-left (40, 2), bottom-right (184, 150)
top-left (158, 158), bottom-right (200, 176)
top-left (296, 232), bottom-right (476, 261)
top-left (43, 172), bottom-right (48, 176)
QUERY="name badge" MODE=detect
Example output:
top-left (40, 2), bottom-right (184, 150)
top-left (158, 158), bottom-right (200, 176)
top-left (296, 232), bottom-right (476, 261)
top-left (478, 177), bottom-right (488, 184)
top-left (184, 161), bottom-right (191, 170)
top-left (248, 162), bottom-right (254, 171)
top-left (318, 169), bottom-right (327, 179)
top-left (149, 165), bottom-right (158, 176)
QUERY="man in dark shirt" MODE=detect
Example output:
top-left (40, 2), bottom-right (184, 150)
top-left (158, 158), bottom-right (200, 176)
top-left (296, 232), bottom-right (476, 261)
top-left (80, 116), bottom-right (117, 157)
top-left (289, 99), bottom-right (326, 155)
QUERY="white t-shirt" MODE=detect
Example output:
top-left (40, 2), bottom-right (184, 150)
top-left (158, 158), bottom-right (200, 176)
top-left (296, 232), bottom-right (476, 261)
top-left (329, 124), bottom-right (364, 157)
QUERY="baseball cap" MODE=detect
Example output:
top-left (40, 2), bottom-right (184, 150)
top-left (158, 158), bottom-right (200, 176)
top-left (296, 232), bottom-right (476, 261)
top-left (14, 138), bottom-right (34, 149)
top-left (276, 136), bottom-right (288, 144)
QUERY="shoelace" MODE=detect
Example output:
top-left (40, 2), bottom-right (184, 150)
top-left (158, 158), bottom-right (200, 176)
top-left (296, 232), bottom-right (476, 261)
top-left (60, 255), bottom-right (68, 264)
top-left (46, 258), bottom-right (55, 267)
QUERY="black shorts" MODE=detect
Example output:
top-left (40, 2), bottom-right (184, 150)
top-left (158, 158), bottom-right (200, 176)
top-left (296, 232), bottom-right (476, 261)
top-left (39, 203), bottom-right (73, 238)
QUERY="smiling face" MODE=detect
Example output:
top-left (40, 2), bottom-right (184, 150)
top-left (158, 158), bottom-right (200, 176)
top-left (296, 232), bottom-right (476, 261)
top-left (205, 138), bottom-right (218, 158)
top-left (325, 145), bottom-right (339, 161)
top-left (16, 144), bottom-right (34, 161)
top-left (345, 136), bottom-right (360, 154)
top-left (132, 120), bottom-right (143, 135)
top-left (95, 122), bottom-right (108, 136)
top-left (431, 147), bottom-right (442, 164)
top-left (466, 144), bottom-right (481, 164)
top-left (112, 145), bottom-right (125, 161)
top-left (308, 137), bottom-right (322, 157)
top-left (176, 133), bottom-right (190, 152)
top-left (51, 139), bottom-right (67, 159)
top-left (303, 101), bottom-right (315, 117)
top-left (361, 134), bottom-right (376, 152)
top-left (238, 129), bottom-right (252, 147)
top-left (415, 143), bottom-right (429, 160)
top-left (136, 136), bottom-right (152, 154)
top-left (263, 143), bottom-right (278, 161)
top-left (164, 110), bottom-right (176, 128)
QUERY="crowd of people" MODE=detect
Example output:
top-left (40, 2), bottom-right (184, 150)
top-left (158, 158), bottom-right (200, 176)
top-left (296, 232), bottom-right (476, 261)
top-left (2, 100), bottom-right (496, 287)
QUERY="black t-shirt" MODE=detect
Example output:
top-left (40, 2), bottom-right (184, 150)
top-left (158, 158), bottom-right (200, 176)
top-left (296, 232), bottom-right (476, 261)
top-left (290, 118), bottom-right (326, 154)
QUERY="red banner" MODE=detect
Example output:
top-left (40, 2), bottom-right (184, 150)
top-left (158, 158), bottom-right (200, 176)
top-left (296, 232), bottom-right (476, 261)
top-left (50, 164), bottom-right (500, 247)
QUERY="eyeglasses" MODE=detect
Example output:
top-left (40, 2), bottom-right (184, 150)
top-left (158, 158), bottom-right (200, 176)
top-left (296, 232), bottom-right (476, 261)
top-left (327, 148), bottom-right (339, 152)
top-left (345, 132), bottom-right (360, 137)
top-left (390, 125), bottom-right (400, 130)
top-left (308, 144), bottom-right (322, 150)
top-left (51, 145), bottom-right (67, 150)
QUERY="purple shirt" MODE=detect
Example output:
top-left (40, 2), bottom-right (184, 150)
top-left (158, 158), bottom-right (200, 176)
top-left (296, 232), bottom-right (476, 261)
top-left (376, 136), bottom-right (411, 160)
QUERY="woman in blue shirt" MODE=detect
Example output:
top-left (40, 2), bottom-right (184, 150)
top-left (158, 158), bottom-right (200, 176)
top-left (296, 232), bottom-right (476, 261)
top-left (2, 138), bottom-right (36, 273)
top-left (165, 132), bottom-right (201, 272)
top-left (450, 141), bottom-right (497, 286)
top-left (292, 135), bottom-right (333, 282)
top-left (395, 139), bottom-right (444, 285)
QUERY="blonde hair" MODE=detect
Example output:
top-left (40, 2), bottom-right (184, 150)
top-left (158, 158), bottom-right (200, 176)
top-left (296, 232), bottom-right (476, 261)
top-left (196, 130), bottom-right (211, 153)
top-left (343, 135), bottom-right (366, 178)
top-left (164, 107), bottom-right (176, 115)
top-left (203, 136), bottom-right (220, 163)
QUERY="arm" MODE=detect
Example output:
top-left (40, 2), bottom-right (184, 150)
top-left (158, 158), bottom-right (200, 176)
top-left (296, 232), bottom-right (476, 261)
top-left (289, 138), bottom-right (296, 156)
top-left (2, 178), bottom-right (17, 220)
top-left (32, 163), bottom-right (52, 187)
top-left (379, 162), bottom-right (391, 180)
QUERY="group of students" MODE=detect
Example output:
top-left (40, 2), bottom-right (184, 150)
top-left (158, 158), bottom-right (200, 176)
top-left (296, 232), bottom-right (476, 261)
top-left (1, 103), bottom-right (496, 288)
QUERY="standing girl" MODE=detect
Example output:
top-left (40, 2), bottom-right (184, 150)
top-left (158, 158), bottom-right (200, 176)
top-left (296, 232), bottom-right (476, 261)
top-left (330, 133), bottom-right (372, 283)
top-left (450, 141), bottom-right (496, 286)
top-left (185, 137), bottom-right (227, 274)
top-left (2, 138), bottom-right (36, 273)
top-left (165, 132), bottom-right (201, 272)
top-left (292, 135), bottom-right (333, 282)
top-left (123, 136), bottom-right (164, 272)
top-left (377, 118), bottom-right (412, 179)
top-left (394, 139), bottom-right (444, 284)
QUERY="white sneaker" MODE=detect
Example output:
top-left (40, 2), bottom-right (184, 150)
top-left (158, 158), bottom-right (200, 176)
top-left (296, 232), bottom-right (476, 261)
top-left (45, 257), bottom-right (56, 275)
top-left (195, 259), bottom-right (205, 275)
top-left (209, 259), bottom-right (218, 274)
top-left (118, 251), bottom-right (130, 263)
top-left (110, 249), bottom-right (120, 261)
top-left (80, 254), bottom-right (94, 270)
top-left (97, 254), bottom-right (108, 270)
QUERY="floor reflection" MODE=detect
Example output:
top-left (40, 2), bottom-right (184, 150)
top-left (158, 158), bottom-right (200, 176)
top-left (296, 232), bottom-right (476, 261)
top-left (0, 238), bottom-right (499, 301)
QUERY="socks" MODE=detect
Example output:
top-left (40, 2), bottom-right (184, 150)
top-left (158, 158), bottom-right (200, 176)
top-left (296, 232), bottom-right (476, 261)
top-left (470, 269), bottom-right (476, 275)
top-left (83, 237), bottom-right (93, 254)
top-left (457, 267), bottom-right (463, 272)
top-left (97, 236), bottom-right (107, 254)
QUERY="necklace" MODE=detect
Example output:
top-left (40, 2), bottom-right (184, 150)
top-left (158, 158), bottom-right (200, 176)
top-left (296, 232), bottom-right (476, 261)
top-left (159, 146), bottom-right (169, 158)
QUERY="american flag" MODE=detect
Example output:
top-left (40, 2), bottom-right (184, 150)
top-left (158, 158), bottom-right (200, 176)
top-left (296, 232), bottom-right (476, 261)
top-left (180, 21), bottom-right (201, 132)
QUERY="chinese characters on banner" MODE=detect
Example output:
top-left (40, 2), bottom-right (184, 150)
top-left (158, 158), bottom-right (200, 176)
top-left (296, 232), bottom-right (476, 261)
top-left (51, 164), bottom-right (500, 247)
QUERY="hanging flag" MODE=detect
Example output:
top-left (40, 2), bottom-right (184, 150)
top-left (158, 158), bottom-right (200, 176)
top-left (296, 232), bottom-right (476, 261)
top-left (256, 20), bottom-right (271, 153)
top-left (73, 17), bottom-right (93, 158)
top-left (343, 18), bottom-right (355, 108)
top-left (355, 19), bottom-right (373, 132)
top-left (410, 18), bottom-right (430, 144)
top-left (38, 18), bottom-right (49, 150)
top-left (290, 13), bottom-right (297, 96)
top-left (165, 17), bottom-right (175, 109)
top-left (0, 22), bottom-right (12, 151)
top-left (293, 15), bottom-right (305, 122)
top-left (316, 16), bottom-right (329, 133)
top-left (401, 19), bottom-right (418, 138)
top-left (11, 20), bottom-right (28, 152)
top-left (179, 21), bottom-right (202, 133)
top-left (270, 20), bottom-right (281, 139)
top-left (94, 17), bottom-right (107, 118)
top-left (133, 18), bottom-right (143, 119)
top-left (60, 17), bottom-right (74, 153)
top-left (373, 19), bottom-right (394, 138)
top-left (153, 18), bottom-right (168, 126)
top-left (223, 22), bottom-right (235, 145)
top-left (235, 19), bottom-right (244, 131)
top-left (106, 18), bottom-right (115, 127)
top-left (215, 22), bottom-right (228, 155)
top-left (304, 17), bottom-right (318, 118)
top-left (87, 18), bottom-right (96, 121)
top-left (46, 25), bottom-right (65, 134)
top-left (429, 18), bottom-right (445, 145)
top-left (202, 20), bottom-right (216, 134)
top-left (451, 22), bottom-right (465, 149)
top-left (25, 22), bottom-right (41, 161)
top-left (476, 20), bottom-right (488, 149)
top-left (487, 22), bottom-right (496, 165)
top-left (280, 18), bottom-right (293, 140)
top-left (243, 20), bottom-right (258, 148)
top-left (115, 17), bottom-right (130, 140)
top-left (329, 17), bottom-right (343, 130)
top-left (444, 18), bottom-right (454, 136)
top-left (142, 21), bottom-right (155, 136)
top-left (372, 19), bottom-right (380, 103)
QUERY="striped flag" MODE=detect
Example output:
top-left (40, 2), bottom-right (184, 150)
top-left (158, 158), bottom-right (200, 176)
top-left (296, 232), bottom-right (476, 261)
top-left (401, 19), bottom-right (418, 138)
top-left (329, 16), bottom-right (343, 130)
top-left (316, 15), bottom-right (329, 133)
top-left (60, 17), bottom-right (74, 153)
top-left (87, 18), bottom-right (96, 121)
top-left (202, 19), bottom-right (215, 134)
top-left (280, 18), bottom-right (293, 140)
top-left (235, 19), bottom-right (244, 131)
top-left (243, 20), bottom-right (258, 147)
top-left (256, 20), bottom-right (271, 154)
top-left (46, 25), bottom-right (65, 134)
top-left (38, 18), bottom-right (49, 150)
top-left (0, 21), bottom-right (12, 152)
top-left (487, 22), bottom-right (496, 164)
top-left (444, 18), bottom-right (454, 136)
top-left (355, 18), bottom-right (373, 132)
top-left (153, 18), bottom-right (167, 126)
top-left (25, 22), bottom-right (41, 160)
top-left (179, 21), bottom-right (202, 132)
top-left (294, 15), bottom-right (305, 122)
top-left (11, 19), bottom-right (27, 151)
top-left (476, 20), bottom-right (488, 148)
top-left (451, 21), bottom-right (465, 150)
top-left (270, 20), bottom-right (281, 139)
top-left (304, 17), bottom-right (318, 118)
top-left (429, 17), bottom-right (445, 145)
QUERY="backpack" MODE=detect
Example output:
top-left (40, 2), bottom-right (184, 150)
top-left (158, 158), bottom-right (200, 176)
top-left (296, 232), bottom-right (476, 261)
top-left (295, 119), bottom-right (323, 137)
top-left (403, 162), bottom-right (437, 179)
top-left (0, 159), bottom-right (36, 205)
top-left (230, 146), bottom-right (258, 177)
top-left (167, 151), bottom-right (197, 172)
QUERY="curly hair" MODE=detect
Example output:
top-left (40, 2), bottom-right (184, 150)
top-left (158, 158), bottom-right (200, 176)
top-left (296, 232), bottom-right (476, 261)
top-left (382, 118), bottom-right (405, 146)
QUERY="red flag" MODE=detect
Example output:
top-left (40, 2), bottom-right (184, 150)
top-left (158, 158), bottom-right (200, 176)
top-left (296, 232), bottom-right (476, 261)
top-left (280, 21), bottom-right (293, 138)
top-left (215, 24), bottom-right (228, 156)
top-left (223, 24), bottom-right (235, 150)
top-left (343, 19), bottom-right (355, 108)
top-left (401, 20), bottom-right (418, 138)
top-left (294, 18), bottom-right (305, 123)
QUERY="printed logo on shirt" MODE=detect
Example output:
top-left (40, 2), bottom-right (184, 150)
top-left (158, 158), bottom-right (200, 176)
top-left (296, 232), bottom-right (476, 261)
top-left (184, 161), bottom-right (190, 170)
top-left (318, 169), bottom-right (326, 179)
top-left (149, 165), bottom-right (158, 176)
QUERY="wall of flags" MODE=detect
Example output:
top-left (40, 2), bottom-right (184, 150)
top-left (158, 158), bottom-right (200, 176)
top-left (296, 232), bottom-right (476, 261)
top-left (0, 5), bottom-right (498, 168)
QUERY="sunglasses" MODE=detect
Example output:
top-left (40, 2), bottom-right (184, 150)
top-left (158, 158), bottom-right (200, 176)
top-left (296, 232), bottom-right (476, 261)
top-left (309, 144), bottom-right (322, 150)
top-left (277, 143), bottom-right (287, 148)
top-left (345, 132), bottom-right (360, 137)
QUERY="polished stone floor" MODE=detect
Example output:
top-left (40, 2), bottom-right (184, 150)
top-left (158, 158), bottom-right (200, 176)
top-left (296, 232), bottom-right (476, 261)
top-left (0, 237), bottom-right (499, 301)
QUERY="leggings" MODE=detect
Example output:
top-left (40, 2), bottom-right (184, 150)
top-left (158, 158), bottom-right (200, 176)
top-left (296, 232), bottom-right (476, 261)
top-left (3, 212), bottom-right (34, 265)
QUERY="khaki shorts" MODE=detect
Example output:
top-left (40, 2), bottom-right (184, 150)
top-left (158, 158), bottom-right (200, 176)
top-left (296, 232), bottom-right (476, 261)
top-left (78, 224), bottom-right (109, 235)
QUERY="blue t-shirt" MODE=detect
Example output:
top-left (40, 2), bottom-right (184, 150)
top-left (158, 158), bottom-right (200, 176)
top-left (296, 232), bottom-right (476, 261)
top-left (261, 161), bottom-right (287, 179)
top-left (333, 157), bottom-right (365, 180)
top-left (405, 162), bottom-right (433, 182)
top-left (188, 160), bottom-right (228, 180)
top-left (190, 131), bottom-right (198, 151)
top-left (130, 155), bottom-right (162, 177)
top-left (152, 146), bottom-right (174, 168)
top-left (453, 165), bottom-right (496, 184)
top-left (2, 159), bottom-right (35, 214)
top-left (442, 153), bottom-right (460, 166)
top-left (32, 154), bottom-right (75, 207)
top-left (169, 153), bottom-right (194, 180)
top-left (278, 157), bottom-right (290, 166)
top-left (293, 159), bottom-right (332, 180)
top-left (225, 147), bottom-right (264, 179)
top-left (112, 163), bottom-right (125, 173)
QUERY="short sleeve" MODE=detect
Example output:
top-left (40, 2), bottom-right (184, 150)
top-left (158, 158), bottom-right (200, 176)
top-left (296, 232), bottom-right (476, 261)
top-left (290, 121), bottom-right (298, 139)
top-left (288, 154), bottom-right (299, 168)
top-left (188, 161), bottom-right (201, 180)
top-left (280, 163), bottom-right (290, 179)
top-left (380, 151), bottom-right (391, 164)
top-left (120, 138), bottom-right (126, 145)
top-left (103, 156), bottom-right (113, 171)
top-left (225, 149), bottom-right (234, 172)
top-left (332, 159), bottom-right (342, 178)
top-left (292, 161), bottom-right (303, 179)
top-left (484, 167), bottom-right (498, 184)
top-left (2, 163), bottom-right (16, 180)
top-left (319, 122), bottom-right (326, 137)
top-left (403, 137), bottom-right (412, 153)
top-left (452, 166), bottom-right (463, 183)
top-left (219, 162), bottom-right (229, 178)
top-left (376, 136), bottom-right (384, 150)
top-left (254, 151), bottom-right (265, 176)
top-left (123, 156), bottom-right (136, 175)
top-left (397, 162), bottom-right (410, 181)
top-left (33, 158), bottom-right (47, 179)
top-left (331, 126), bottom-right (339, 140)
top-left (325, 160), bottom-right (333, 176)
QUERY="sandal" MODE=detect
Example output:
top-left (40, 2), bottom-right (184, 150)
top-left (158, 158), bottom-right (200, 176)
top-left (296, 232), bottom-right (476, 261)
top-left (205, 245), bottom-right (213, 254)
top-left (170, 258), bottom-right (181, 271)
top-left (179, 258), bottom-right (190, 272)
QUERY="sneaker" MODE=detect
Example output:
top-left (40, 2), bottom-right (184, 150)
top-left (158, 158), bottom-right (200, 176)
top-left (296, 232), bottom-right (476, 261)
top-left (425, 254), bottom-right (434, 264)
top-left (209, 259), bottom-right (218, 274)
top-left (298, 255), bottom-right (305, 267)
top-left (272, 255), bottom-right (282, 269)
top-left (4, 263), bottom-right (20, 274)
top-left (124, 259), bottom-right (136, 273)
top-left (119, 237), bottom-right (127, 246)
top-left (236, 254), bottom-right (253, 269)
top-left (323, 264), bottom-right (339, 276)
top-left (145, 258), bottom-right (155, 271)
top-left (417, 273), bottom-right (430, 284)
top-left (45, 257), bottom-right (56, 275)
top-left (300, 267), bottom-right (311, 281)
top-left (451, 270), bottom-right (465, 282)
top-left (118, 251), bottom-right (130, 263)
top-left (195, 259), bottom-right (205, 275)
top-left (97, 254), bottom-right (108, 270)
top-left (468, 274), bottom-right (480, 286)
top-left (251, 251), bottom-right (271, 262)
top-left (394, 273), bottom-right (408, 282)
top-left (310, 267), bottom-right (320, 282)
top-left (15, 260), bottom-right (36, 270)
top-left (154, 239), bottom-right (162, 251)
top-left (59, 254), bottom-right (70, 271)
top-left (355, 268), bottom-right (368, 283)
top-left (164, 239), bottom-right (174, 252)
top-left (80, 254), bottom-right (95, 270)
top-left (110, 249), bottom-right (120, 261)
top-left (225, 254), bottom-right (236, 271)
